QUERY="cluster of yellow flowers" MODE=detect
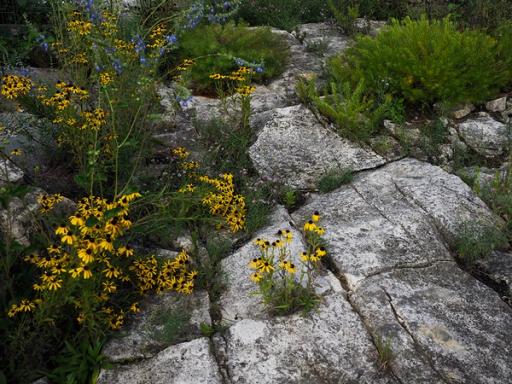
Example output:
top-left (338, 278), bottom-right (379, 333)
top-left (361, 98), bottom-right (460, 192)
top-left (209, 66), bottom-right (254, 82)
top-left (148, 24), bottom-right (167, 49)
top-left (176, 59), bottom-right (196, 71)
top-left (80, 108), bottom-right (107, 131)
top-left (37, 193), bottom-right (64, 213)
top-left (99, 72), bottom-right (113, 86)
top-left (235, 85), bottom-right (256, 97)
top-left (249, 212), bottom-right (328, 300)
top-left (0, 75), bottom-right (32, 100)
top-left (67, 12), bottom-right (93, 36)
top-left (7, 192), bottom-right (200, 330)
top-left (130, 250), bottom-right (197, 295)
top-left (249, 229), bottom-right (296, 283)
top-left (172, 146), bottom-right (246, 232)
top-left (199, 173), bottom-right (246, 232)
top-left (100, 11), bottom-right (118, 38)
top-left (38, 80), bottom-right (89, 111)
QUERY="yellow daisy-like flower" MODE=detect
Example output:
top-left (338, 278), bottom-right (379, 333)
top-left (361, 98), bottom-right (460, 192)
top-left (129, 302), bottom-right (140, 313)
top-left (18, 299), bottom-right (36, 313)
top-left (10, 148), bottom-right (22, 156)
top-left (250, 272), bottom-right (263, 283)
top-left (300, 251), bottom-right (310, 262)
top-left (303, 220), bottom-right (317, 232)
top-left (78, 248), bottom-right (95, 264)
top-left (312, 211), bottom-right (321, 222)
top-left (258, 261), bottom-right (274, 273)
top-left (315, 247), bottom-right (327, 257)
top-left (249, 258), bottom-right (263, 270)
top-left (118, 246), bottom-right (134, 257)
top-left (102, 281), bottom-right (117, 293)
top-left (278, 229), bottom-right (293, 242)
top-left (279, 260), bottom-right (297, 274)
top-left (55, 225), bottom-right (68, 235)
top-left (315, 226), bottom-right (325, 235)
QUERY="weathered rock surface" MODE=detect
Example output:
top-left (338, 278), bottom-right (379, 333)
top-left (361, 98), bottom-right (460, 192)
top-left (214, 292), bottom-right (394, 384)
top-left (98, 338), bottom-right (222, 384)
top-left (249, 105), bottom-right (386, 189)
top-left (486, 96), bottom-right (508, 113)
top-left (102, 290), bottom-right (211, 363)
top-left (293, 158), bottom-right (499, 288)
top-left (351, 261), bottom-right (512, 384)
top-left (296, 22), bottom-right (351, 57)
top-left (475, 250), bottom-right (512, 300)
top-left (457, 114), bottom-right (510, 158)
top-left (449, 104), bottom-right (475, 119)
top-left (0, 158), bottom-right (24, 186)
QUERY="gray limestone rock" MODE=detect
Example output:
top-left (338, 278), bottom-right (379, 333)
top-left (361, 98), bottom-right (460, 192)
top-left (292, 158), bottom-right (498, 289)
top-left (214, 292), bottom-right (395, 384)
top-left (102, 290), bottom-right (211, 363)
top-left (450, 104), bottom-right (475, 119)
top-left (351, 261), bottom-right (512, 384)
top-left (475, 250), bottom-right (512, 300)
top-left (0, 158), bottom-right (24, 186)
top-left (457, 115), bottom-right (510, 158)
top-left (296, 22), bottom-right (351, 57)
top-left (249, 105), bottom-right (386, 189)
top-left (98, 338), bottom-right (222, 384)
top-left (486, 96), bottom-right (508, 113)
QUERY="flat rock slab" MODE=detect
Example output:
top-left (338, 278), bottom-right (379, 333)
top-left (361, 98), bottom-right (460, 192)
top-left (219, 206), bottom-right (342, 322)
top-left (214, 292), bottom-right (395, 384)
top-left (0, 158), bottom-right (24, 186)
top-left (297, 22), bottom-right (351, 57)
top-left (475, 250), bottom-right (512, 300)
top-left (102, 290), bottom-right (211, 363)
top-left (457, 114), bottom-right (509, 158)
top-left (249, 105), bottom-right (386, 189)
top-left (292, 158), bottom-right (498, 288)
top-left (97, 337), bottom-right (222, 384)
top-left (351, 261), bottom-right (512, 384)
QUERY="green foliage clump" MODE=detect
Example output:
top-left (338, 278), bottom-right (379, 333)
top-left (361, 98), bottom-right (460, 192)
top-left (297, 74), bottom-right (402, 142)
top-left (317, 169), bottom-right (353, 193)
top-left (339, 17), bottom-right (508, 108)
top-left (171, 22), bottom-right (289, 95)
top-left (455, 222), bottom-right (507, 264)
top-left (327, 0), bottom-right (360, 35)
top-left (237, 0), bottom-right (329, 31)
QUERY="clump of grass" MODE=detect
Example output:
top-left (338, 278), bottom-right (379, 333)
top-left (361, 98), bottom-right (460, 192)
top-left (374, 335), bottom-right (394, 372)
top-left (317, 169), bottom-right (353, 193)
top-left (454, 221), bottom-right (507, 264)
top-left (150, 309), bottom-right (191, 344)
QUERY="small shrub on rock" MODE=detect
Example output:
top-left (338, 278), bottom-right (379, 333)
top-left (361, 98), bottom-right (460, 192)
top-left (169, 21), bottom-right (289, 95)
top-left (248, 212), bottom-right (327, 316)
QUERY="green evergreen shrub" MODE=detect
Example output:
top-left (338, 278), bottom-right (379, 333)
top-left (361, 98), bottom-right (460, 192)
top-left (237, 0), bottom-right (329, 31)
top-left (338, 16), bottom-right (507, 107)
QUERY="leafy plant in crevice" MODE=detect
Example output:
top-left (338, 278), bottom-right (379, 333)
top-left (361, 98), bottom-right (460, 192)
top-left (454, 221), bottom-right (508, 264)
top-left (374, 334), bottom-right (394, 372)
top-left (248, 212), bottom-right (327, 316)
top-left (317, 168), bottom-right (353, 193)
top-left (46, 338), bottom-right (106, 384)
top-left (297, 75), bottom-right (400, 142)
